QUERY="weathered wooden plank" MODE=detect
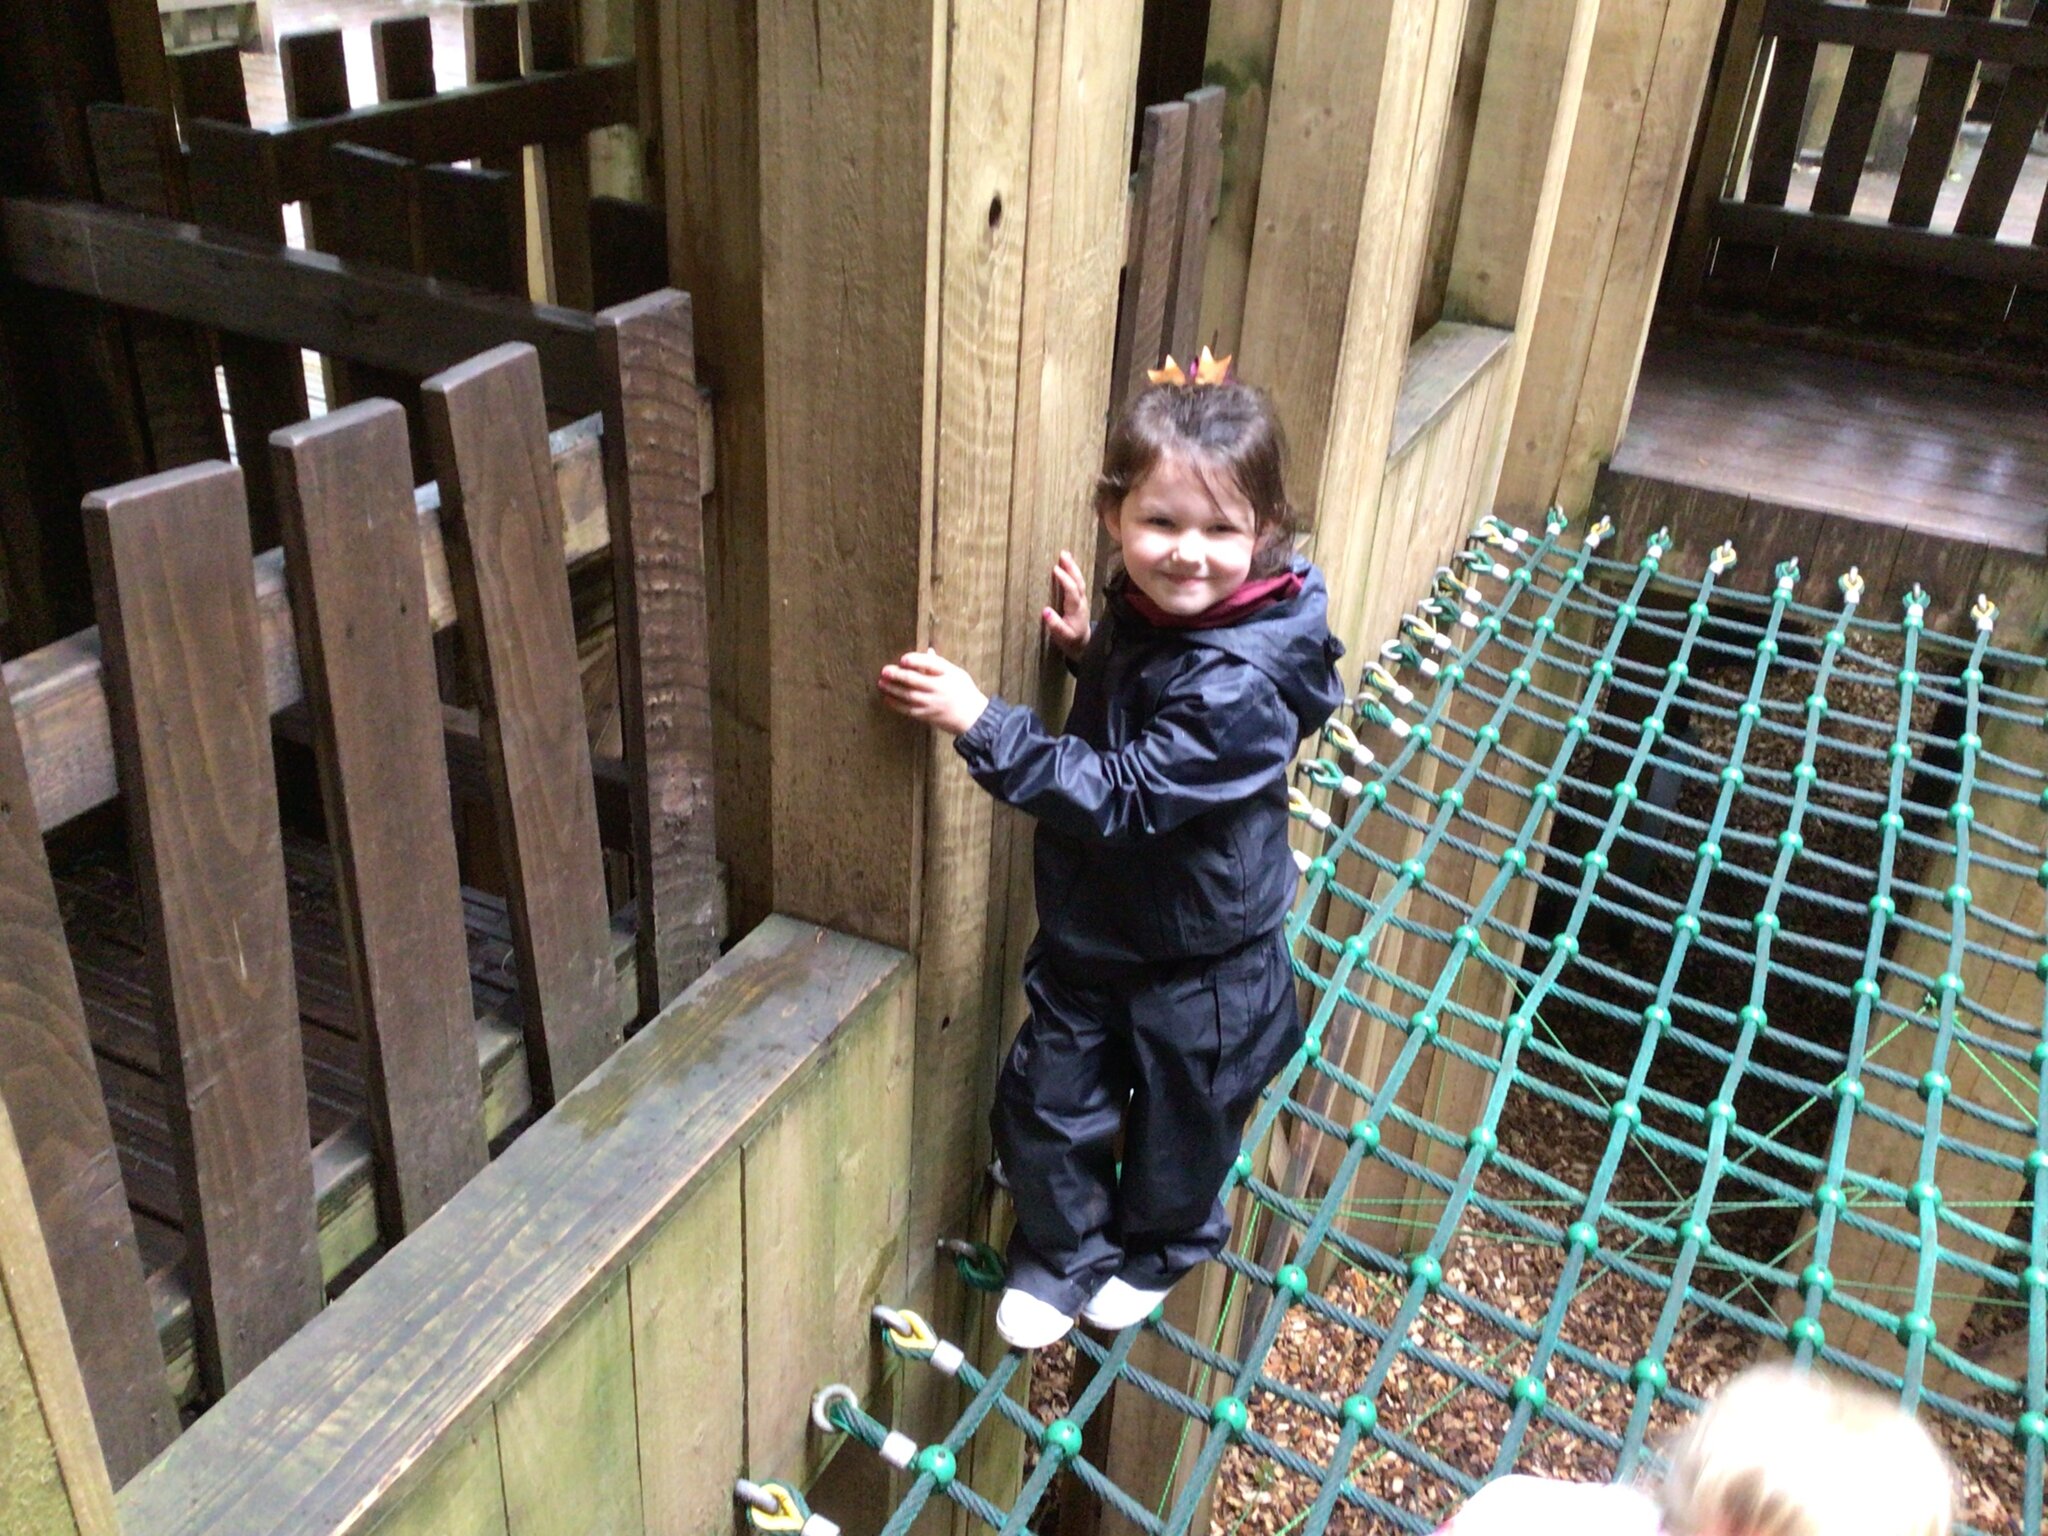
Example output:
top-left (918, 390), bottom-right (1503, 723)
top-left (168, 43), bottom-right (251, 126)
top-left (1195, 0), bottom-right (1284, 356)
top-left (0, 1098), bottom-right (120, 1535)
top-left (5, 414), bottom-right (611, 837)
top-left (1889, 0), bottom-right (1997, 230)
top-left (424, 345), bottom-right (619, 1104)
top-left (627, 1153), bottom-right (742, 1536)
top-left (0, 689), bottom-right (173, 1482)
top-left (596, 292), bottom-right (718, 1015)
top-left (280, 29), bottom-right (351, 122)
top-left (1711, 199), bottom-right (2048, 286)
top-left (1743, 30), bottom-right (1819, 208)
top-left (1666, 0), bottom-right (1770, 307)
top-left (529, 0), bottom-right (596, 311)
top-left (1954, 8), bottom-right (2048, 240)
top-left (260, 63), bottom-right (639, 204)
top-left (0, 195), bottom-right (608, 415)
top-left (658, 0), bottom-right (772, 934)
top-left (372, 15), bottom-right (438, 104)
top-left (1110, 100), bottom-right (1189, 411)
top-left (742, 972), bottom-right (914, 1484)
top-left (85, 105), bottom-right (230, 478)
top-left (83, 461), bottom-right (321, 1397)
top-left (116, 917), bottom-right (910, 1536)
top-left (1165, 85), bottom-right (1226, 363)
top-left (495, 1284), bottom-right (641, 1536)
top-left (364, 1420), bottom-right (507, 1536)
top-left (418, 164), bottom-right (527, 297)
top-left (321, 145), bottom-right (428, 461)
top-left (182, 121), bottom-right (306, 547)
top-left (1387, 320), bottom-right (1513, 460)
top-left (1770, 0), bottom-right (2048, 67)
top-left (272, 401), bottom-right (491, 1239)
top-left (464, 0), bottom-right (529, 285)
top-left (1809, 0), bottom-right (1908, 217)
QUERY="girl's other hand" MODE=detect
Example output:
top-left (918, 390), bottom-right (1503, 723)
top-left (877, 649), bottom-right (990, 736)
top-left (1042, 549), bottom-right (1091, 661)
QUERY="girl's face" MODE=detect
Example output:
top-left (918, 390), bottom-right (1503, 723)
top-left (1103, 450), bottom-right (1260, 618)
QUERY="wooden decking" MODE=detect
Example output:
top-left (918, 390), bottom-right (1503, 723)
top-left (1612, 328), bottom-right (2048, 557)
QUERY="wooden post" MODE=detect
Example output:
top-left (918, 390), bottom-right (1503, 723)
top-left (1492, 0), bottom-right (1726, 521)
top-left (0, 1096), bottom-right (120, 1536)
top-left (1196, 0), bottom-right (1285, 357)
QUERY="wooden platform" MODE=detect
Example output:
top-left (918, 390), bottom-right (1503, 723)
top-left (1614, 328), bottom-right (2048, 558)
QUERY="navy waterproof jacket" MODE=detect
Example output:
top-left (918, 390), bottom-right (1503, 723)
top-left (956, 557), bottom-right (1347, 966)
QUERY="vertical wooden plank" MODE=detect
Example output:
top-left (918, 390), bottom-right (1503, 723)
top-left (659, 0), bottom-right (771, 934)
top-left (0, 688), bottom-right (174, 1481)
top-left (104, 0), bottom-right (174, 114)
top-left (86, 104), bottom-right (231, 476)
top-left (1195, 0), bottom-right (1285, 356)
top-left (494, 1283), bottom-right (642, 1536)
top-left (423, 345), bottom-right (620, 1105)
top-left (271, 401), bottom-right (490, 1238)
top-left (628, 1154), bottom-right (743, 1536)
top-left (0, 1098), bottom-right (120, 1536)
top-left (184, 120), bottom-right (307, 548)
top-left (1665, 0), bottom-right (1769, 308)
top-left (366, 1420), bottom-right (509, 1536)
top-left (371, 15), bottom-right (438, 103)
top-left (741, 981), bottom-right (914, 1484)
top-left (1808, 0), bottom-right (1908, 217)
top-left (1742, 29), bottom-right (1820, 208)
top-left (322, 144), bottom-right (433, 476)
top-left (1494, 0), bottom-right (1723, 519)
top-left (596, 292), bottom-right (719, 1016)
top-left (758, 0), bottom-right (938, 948)
top-left (1238, 0), bottom-right (1399, 496)
top-left (419, 164), bottom-right (528, 298)
top-left (82, 461), bottom-right (321, 1396)
top-left (530, 0), bottom-right (598, 311)
top-left (279, 28), bottom-right (350, 122)
top-left (1165, 85), bottom-right (1227, 362)
top-left (464, 0), bottom-right (531, 295)
top-left (1110, 102), bottom-right (1191, 411)
top-left (1890, 0), bottom-right (1997, 229)
top-left (168, 43), bottom-right (250, 126)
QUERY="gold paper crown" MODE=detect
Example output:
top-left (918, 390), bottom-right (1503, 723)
top-left (1147, 345), bottom-right (1233, 388)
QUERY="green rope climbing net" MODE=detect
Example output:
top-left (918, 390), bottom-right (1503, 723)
top-left (771, 512), bottom-right (2046, 1536)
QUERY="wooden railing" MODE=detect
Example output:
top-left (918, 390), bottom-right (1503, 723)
top-left (1672, 0), bottom-right (2048, 365)
top-left (0, 260), bottom-right (717, 1481)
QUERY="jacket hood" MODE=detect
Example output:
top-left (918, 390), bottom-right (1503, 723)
top-left (1114, 557), bottom-right (1347, 738)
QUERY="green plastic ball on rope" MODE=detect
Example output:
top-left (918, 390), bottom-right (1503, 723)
top-left (1565, 1221), bottom-right (1598, 1254)
top-left (1351, 1120), bottom-right (1381, 1152)
top-left (914, 1446), bottom-right (956, 1488)
top-left (1609, 1100), bottom-right (1642, 1129)
top-left (1408, 1254), bottom-right (1443, 1291)
top-left (1275, 1264), bottom-right (1309, 1301)
top-left (1211, 1397), bottom-right (1250, 1436)
top-left (1233, 1151), bottom-right (1254, 1180)
top-left (1895, 1312), bottom-right (1936, 1346)
top-left (1799, 1263), bottom-right (1833, 1296)
top-left (1343, 1395), bottom-right (1379, 1434)
top-left (1918, 1071), bottom-right (1950, 1101)
top-left (1906, 1180), bottom-right (1943, 1215)
top-left (1813, 1183), bottom-right (1845, 1214)
top-left (1786, 1317), bottom-right (1825, 1351)
top-left (1511, 1376), bottom-right (1547, 1410)
top-left (1631, 1358), bottom-right (1667, 1393)
top-left (1468, 1126), bottom-right (1498, 1158)
top-left (1042, 1419), bottom-right (1082, 1462)
top-left (2017, 1412), bottom-right (2048, 1449)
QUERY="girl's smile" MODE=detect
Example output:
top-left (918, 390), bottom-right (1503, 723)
top-left (1101, 450), bottom-right (1259, 617)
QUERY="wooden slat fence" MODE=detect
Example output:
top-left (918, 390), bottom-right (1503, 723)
top-left (1673, 0), bottom-right (2048, 364)
top-left (0, 242), bottom-right (718, 1472)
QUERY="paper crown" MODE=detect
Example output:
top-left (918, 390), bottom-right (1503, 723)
top-left (1147, 345), bottom-right (1233, 388)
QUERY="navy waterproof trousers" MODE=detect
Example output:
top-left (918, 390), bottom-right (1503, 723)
top-left (992, 929), bottom-right (1305, 1316)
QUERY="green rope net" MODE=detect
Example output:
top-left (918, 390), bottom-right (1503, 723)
top-left (777, 513), bottom-right (2046, 1536)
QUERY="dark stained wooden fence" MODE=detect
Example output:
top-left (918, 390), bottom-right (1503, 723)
top-left (0, 242), bottom-right (718, 1474)
top-left (1672, 0), bottom-right (2048, 368)
top-left (1109, 85), bottom-right (1227, 410)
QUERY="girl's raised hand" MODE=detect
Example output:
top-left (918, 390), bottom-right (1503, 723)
top-left (1042, 549), bottom-right (1091, 661)
top-left (877, 648), bottom-right (990, 737)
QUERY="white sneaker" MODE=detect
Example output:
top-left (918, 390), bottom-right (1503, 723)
top-left (995, 1287), bottom-right (1075, 1350)
top-left (1080, 1276), bottom-right (1170, 1331)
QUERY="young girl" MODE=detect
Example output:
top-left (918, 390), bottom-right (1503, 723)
top-left (877, 354), bottom-right (1345, 1348)
top-left (1438, 1365), bottom-right (1954, 1536)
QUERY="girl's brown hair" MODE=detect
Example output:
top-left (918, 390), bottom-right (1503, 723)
top-left (1094, 379), bottom-right (1300, 577)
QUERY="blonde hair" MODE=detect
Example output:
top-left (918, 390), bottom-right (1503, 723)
top-left (1657, 1366), bottom-right (1952, 1536)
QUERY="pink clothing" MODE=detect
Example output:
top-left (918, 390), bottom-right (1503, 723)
top-left (1436, 1476), bottom-right (1663, 1536)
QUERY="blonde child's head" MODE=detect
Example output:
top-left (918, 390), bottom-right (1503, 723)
top-left (1095, 375), bottom-right (1300, 578)
top-left (1657, 1365), bottom-right (1952, 1536)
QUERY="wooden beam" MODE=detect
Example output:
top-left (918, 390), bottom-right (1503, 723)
top-left (1494, 0), bottom-right (1725, 519)
top-left (0, 1097), bottom-right (120, 1535)
top-left (1196, 0), bottom-right (1286, 357)
top-left (0, 195), bottom-right (607, 415)
top-left (1710, 199), bottom-right (2048, 286)
top-left (1768, 0), bottom-right (2048, 67)
top-left (4, 415), bottom-right (610, 836)
top-left (115, 918), bottom-right (910, 1536)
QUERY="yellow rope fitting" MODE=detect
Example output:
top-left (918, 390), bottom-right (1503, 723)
top-left (739, 1482), bottom-right (807, 1533)
top-left (1838, 567), bottom-right (1865, 606)
top-left (874, 1305), bottom-right (938, 1357)
top-left (1973, 594), bottom-right (1998, 633)
top-left (1709, 540), bottom-right (1737, 574)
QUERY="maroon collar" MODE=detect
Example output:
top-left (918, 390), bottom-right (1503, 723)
top-left (1124, 570), bottom-right (1303, 630)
